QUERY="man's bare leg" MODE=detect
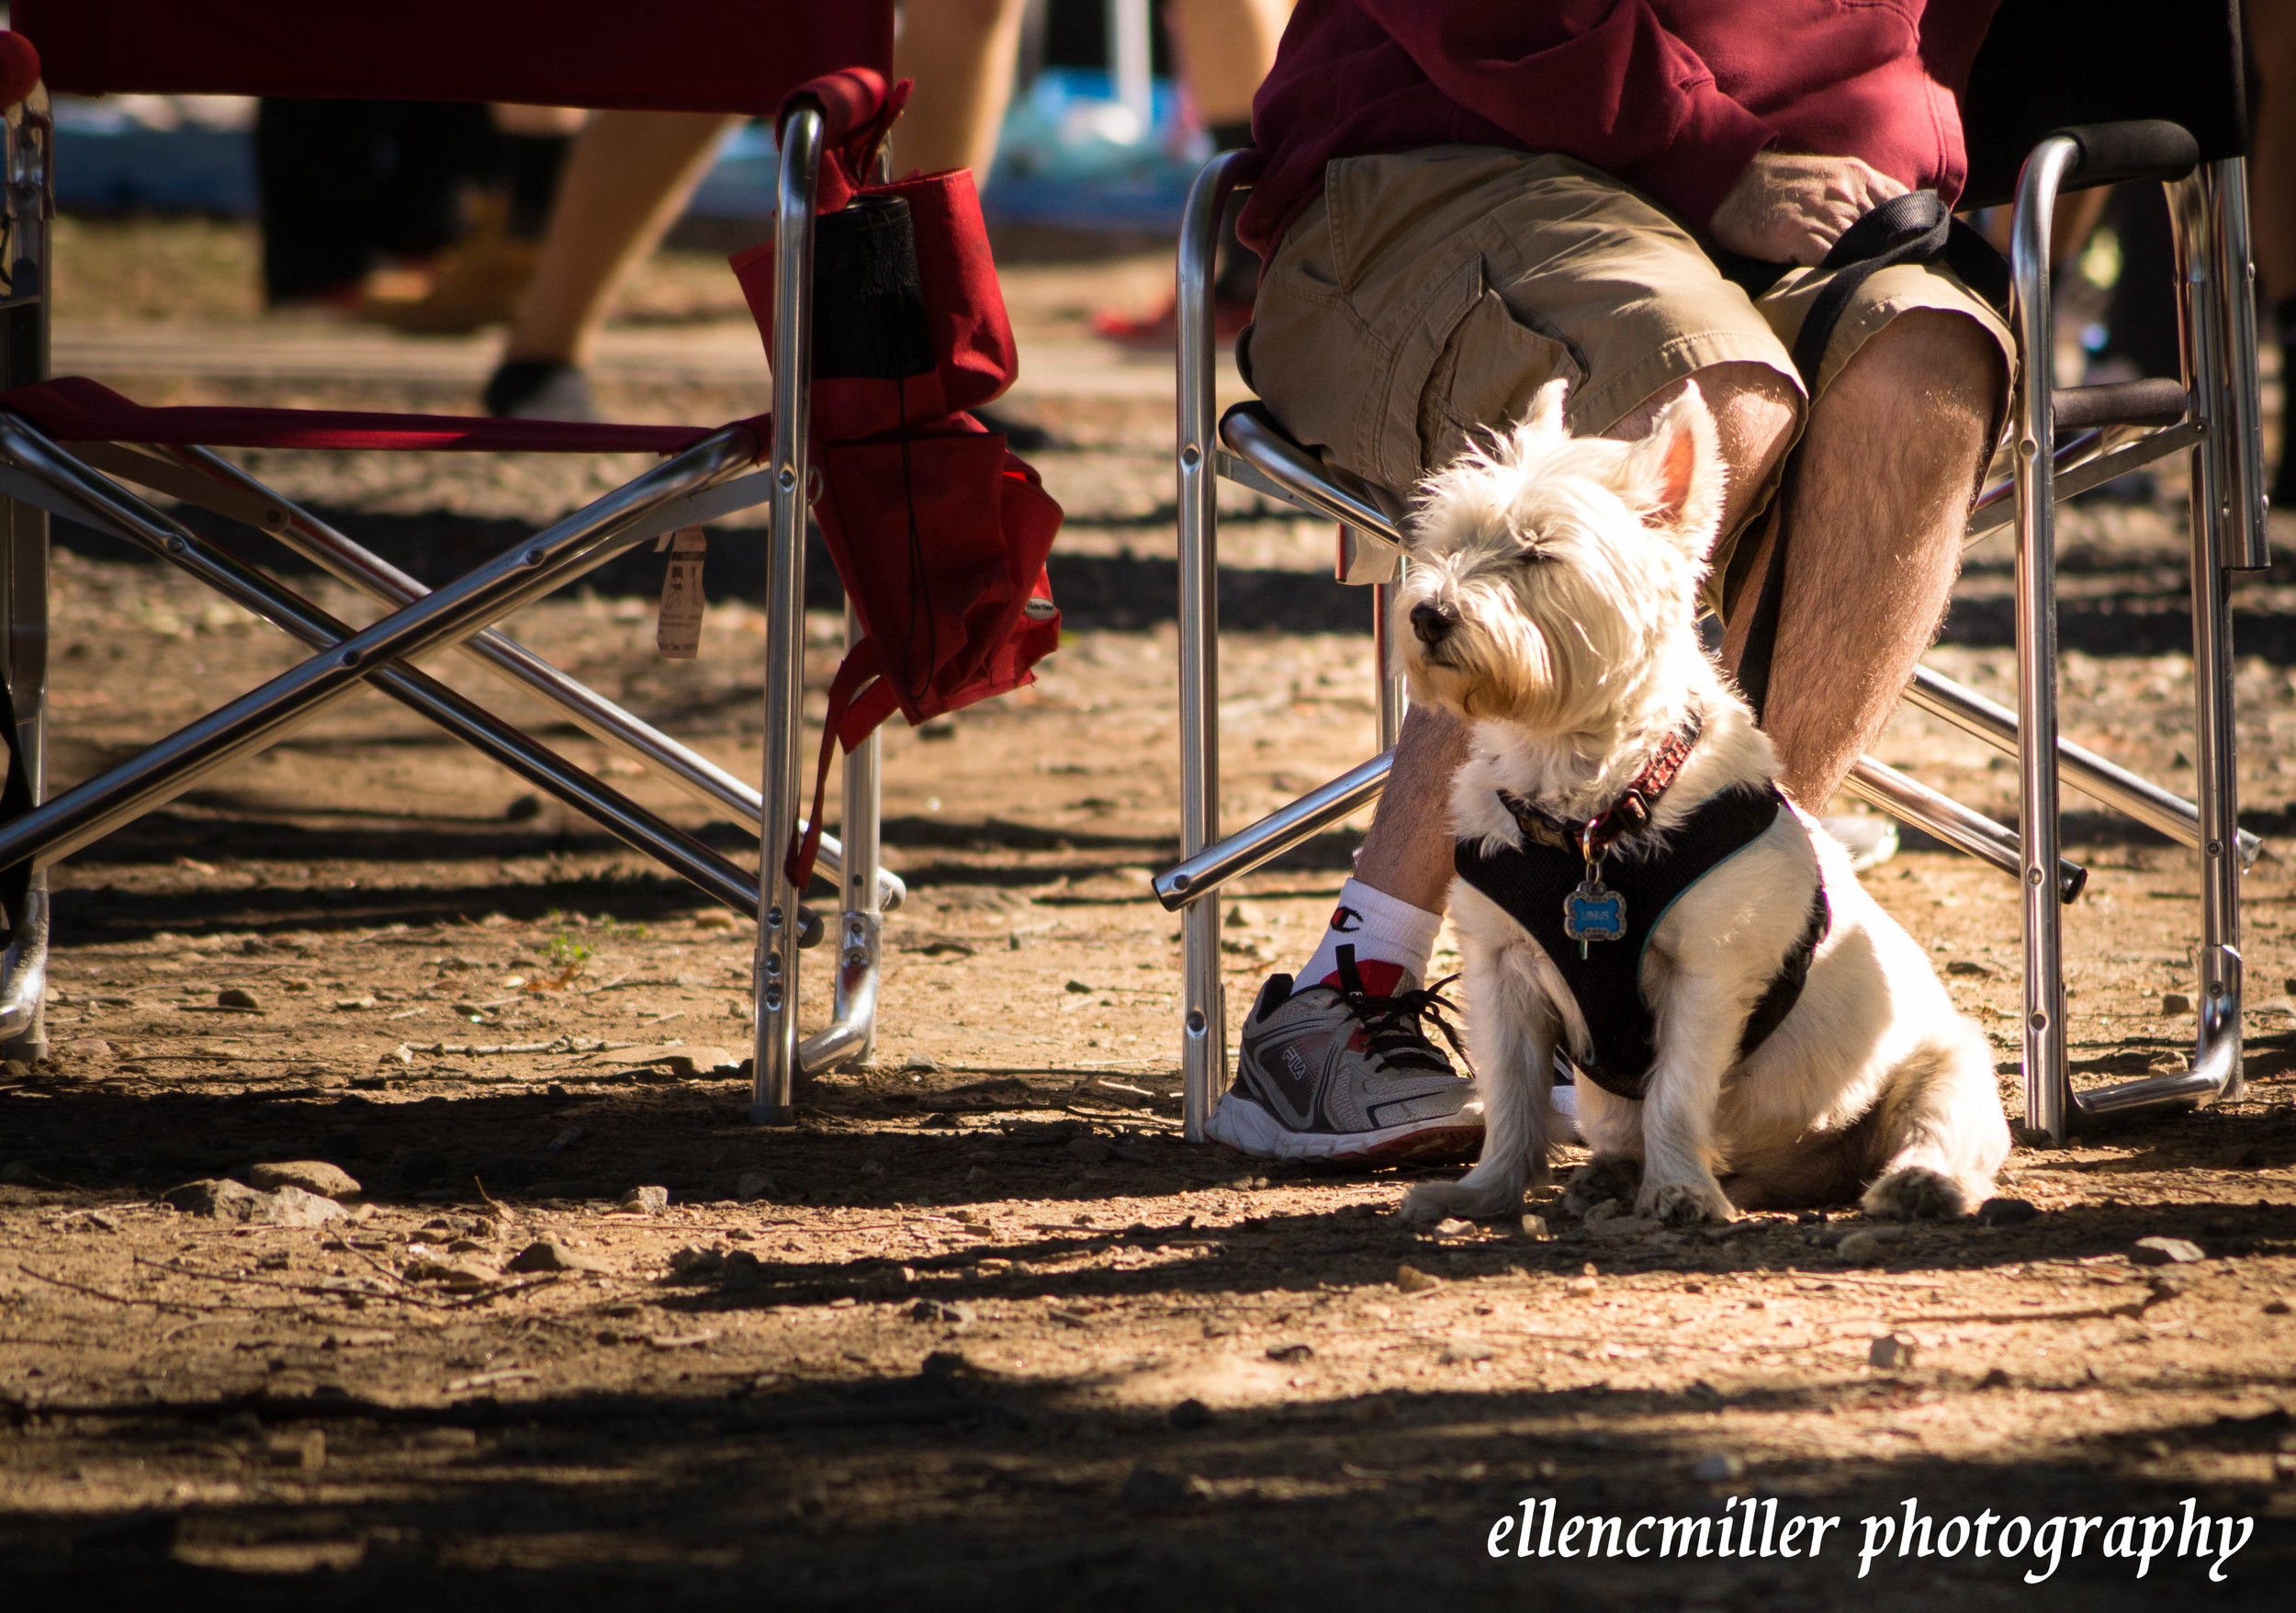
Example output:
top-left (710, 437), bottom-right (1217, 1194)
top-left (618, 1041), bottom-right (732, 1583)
top-left (1352, 362), bottom-right (1800, 911)
top-left (1718, 310), bottom-right (2003, 807)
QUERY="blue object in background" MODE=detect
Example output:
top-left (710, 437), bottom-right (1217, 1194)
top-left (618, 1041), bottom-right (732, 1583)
top-left (52, 67), bottom-right (1203, 234)
top-left (53, 99), bottom-right (257, 216)
top-left (980, 68), bottom-right (1199, 231)
top-left (693, 71), bottom-right (1202, 232)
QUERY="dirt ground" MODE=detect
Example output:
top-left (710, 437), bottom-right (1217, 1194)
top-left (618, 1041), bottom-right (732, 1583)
top-left (1, 221), bottom-right (2294, 1608)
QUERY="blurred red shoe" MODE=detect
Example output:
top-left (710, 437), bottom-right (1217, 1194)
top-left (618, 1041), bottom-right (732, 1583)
top-left (1091, 293), bottom-right (1255, 348)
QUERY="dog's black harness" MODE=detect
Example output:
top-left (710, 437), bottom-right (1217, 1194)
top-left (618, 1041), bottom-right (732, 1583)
top-left (1454, 727), bottom-right (1829, 1101)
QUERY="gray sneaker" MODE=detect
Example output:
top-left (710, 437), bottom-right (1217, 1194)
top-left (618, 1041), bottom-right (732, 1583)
top-left (1205, 953), bottom-right (1483, 1164)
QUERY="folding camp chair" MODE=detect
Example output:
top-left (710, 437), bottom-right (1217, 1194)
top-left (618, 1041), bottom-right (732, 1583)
top-left (0, 1), bottom-right (909, 1123)
top-left (1157, 0), bottom-right (2265, 1146)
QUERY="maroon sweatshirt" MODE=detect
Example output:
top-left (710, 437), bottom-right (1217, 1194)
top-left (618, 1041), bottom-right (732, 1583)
top-left (1238, 0), bottom-right (2003, 256)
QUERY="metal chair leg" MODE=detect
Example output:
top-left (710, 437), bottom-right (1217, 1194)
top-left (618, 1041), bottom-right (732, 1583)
top-left (1372, 567), bottom-right (1408, 755)
top-left (2010, 139), bottom-right (2077, 1141)
top-left (2178, 158), bottom-right (2260, 1105)
top-left (0, 90), bottom-right (49, 1060)
top-left (751, 103), bottom-right (824, 1125)
top-left (1176, 152), bottom-right (1251, 1142)
top-left (795, 600), bottom-right (883, 1077)
top-left (0, 491), bottom-right (44, 1058)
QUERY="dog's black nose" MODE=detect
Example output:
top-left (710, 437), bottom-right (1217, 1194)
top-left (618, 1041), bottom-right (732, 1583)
top-left (1411, 601), bottom-right (1455, 645)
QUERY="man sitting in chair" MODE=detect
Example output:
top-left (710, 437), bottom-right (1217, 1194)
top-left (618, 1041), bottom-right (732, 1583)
top-left (1210, 0), bottom-right (2012, 1162)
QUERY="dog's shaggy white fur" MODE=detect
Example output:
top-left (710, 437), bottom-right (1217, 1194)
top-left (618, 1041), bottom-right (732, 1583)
top-left (1396, 380), bottom-right (2009, 1228)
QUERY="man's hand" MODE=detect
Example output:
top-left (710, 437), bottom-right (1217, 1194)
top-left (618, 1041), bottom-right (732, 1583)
top-left (1708, 152), bottom-right (1910, 266)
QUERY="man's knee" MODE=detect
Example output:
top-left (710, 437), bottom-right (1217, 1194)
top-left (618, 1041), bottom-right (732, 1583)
top-left (1611, 361), bottom-right (1799, 533)
top-left (1827, 310), bottom-right (2005, 427)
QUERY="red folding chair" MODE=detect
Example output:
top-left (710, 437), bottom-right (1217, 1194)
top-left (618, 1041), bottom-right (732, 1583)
top-left (0, 2), bottom-right (942, 1123)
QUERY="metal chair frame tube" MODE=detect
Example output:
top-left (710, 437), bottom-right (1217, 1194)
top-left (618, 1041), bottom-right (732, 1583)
top-left (2174, 160), bottom-right (2253, 1108)
top-left (0, 421), bottom-right (767, 914)
top-left (1371, 564), bottom-right (1407, 753)
top-left (0, 412), bottom-right (754, 875)
top-left (1841, 757), bottom-right (2083, 901)
top-left (0, 85), bottom-right (48, 1055)
top-left (1157, 750), bottom-right (1392, 910)
top-left (751, 105), bottom-right (823, 1123)
top-left (1176, 153), bottom-right (1251, 1140)
top-left (132, 441), bottom-right (903, 913)
top-left (1964, 422), bottom-right (2200, 539)
top-left (2009, 137), bottom-right (2079, 1139)
top-left (798, 599), bottom-right (884, 1077)
top-left (1904, 663), bottom-right (2259, 867)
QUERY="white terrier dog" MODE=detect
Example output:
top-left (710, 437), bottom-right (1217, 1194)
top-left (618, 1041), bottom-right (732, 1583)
top-left (1395, 379), bottom-right (2009, 1228)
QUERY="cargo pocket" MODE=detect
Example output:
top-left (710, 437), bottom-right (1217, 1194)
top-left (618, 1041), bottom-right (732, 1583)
top-left (1415, 257), bottom-right (1587, 476)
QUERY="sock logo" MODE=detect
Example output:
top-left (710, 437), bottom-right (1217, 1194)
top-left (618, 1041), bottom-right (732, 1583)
top-left (1330, 906), bottom-right (1363, 932)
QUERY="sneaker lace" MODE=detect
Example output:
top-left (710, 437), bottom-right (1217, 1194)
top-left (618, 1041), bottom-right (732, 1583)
top-left (1334, 953), bottom-right (1470, 1074)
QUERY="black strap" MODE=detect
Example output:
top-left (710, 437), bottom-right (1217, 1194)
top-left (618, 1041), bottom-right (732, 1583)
top-left (1736, 881), bottom-right (1830, 1061)
top-left (1732, 193), bottom-right (2008, 723)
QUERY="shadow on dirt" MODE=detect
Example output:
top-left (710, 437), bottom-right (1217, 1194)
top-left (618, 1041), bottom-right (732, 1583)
top-left (2, 1363), bottom-right (2288, 1609)
top-left (6, 1078), bottom-right (2294, 1281)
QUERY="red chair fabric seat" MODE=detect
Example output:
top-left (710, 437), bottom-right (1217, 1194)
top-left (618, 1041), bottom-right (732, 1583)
top-left (0, 378), bottom-right (736, 456)
top-left (13, 1), bottom-right (891, 116)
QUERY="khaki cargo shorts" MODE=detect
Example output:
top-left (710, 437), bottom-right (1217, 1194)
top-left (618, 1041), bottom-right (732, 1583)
top-left (1239, 147), bottom-right (2014, 599)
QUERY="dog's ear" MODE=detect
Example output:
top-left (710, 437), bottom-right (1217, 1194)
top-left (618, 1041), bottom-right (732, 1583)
top-left (1498, 378), bottom-right (1571, 465)
top-left (1521, 378), bottom-right (1569, 444)
top-left (1617, 382), bottom-right (1726, 553)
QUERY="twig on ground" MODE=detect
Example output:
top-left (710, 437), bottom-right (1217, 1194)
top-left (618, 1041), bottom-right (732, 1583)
top-left (334, 1238), bottom-right (412, 1291)
top-left (441, 1275), bottom-right (562, 1309)
top-left (1887, 1290), bottom-right (2177, 1326)
top-left (1786, 1270), bottom-right (1953, 1292)
top-left (132, 1253), bottom-right (456, 1312)
top-left (14, 1262), bottom-right (206, 1314)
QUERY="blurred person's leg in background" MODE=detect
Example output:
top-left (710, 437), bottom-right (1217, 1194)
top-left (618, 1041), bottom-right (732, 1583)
top-left (1173, 0), bottom-right (1291, 306)
top-left (896, 0), bottom-right (1294, 339)
top-left (369, 104), bottom-right (580, 335)
top-left (2246, 0), bottom-right (2296, 500)
top-left (895, 0), bottom-right (1032, 175)
top-left (256, 100), bottom-right (492, 311)
top-left (485, 110), bottom-right (739, 420)
top-left (1096, 0), bottom-right (1293, 341)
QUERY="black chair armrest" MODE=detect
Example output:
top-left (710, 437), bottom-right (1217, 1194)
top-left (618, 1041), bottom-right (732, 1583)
top-left (2052, 120), bottom-right (2201, 190)
top-left (2053, 378), bottom-right (2188, 432)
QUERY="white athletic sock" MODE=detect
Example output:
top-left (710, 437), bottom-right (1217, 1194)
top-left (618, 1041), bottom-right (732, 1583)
top-left (1293, 878), bottom-right (1443, 997)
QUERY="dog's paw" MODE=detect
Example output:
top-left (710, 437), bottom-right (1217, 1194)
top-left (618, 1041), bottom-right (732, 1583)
top-left (1401, 1179), bottom-right (1522, 1227)
top-left (1562, 1156), bottom-right (1643, 1219)
top-left (1638, 1178), bottom-right (1735, 1228)
top-left (1863, 1167), bottom-right (1975, 1221)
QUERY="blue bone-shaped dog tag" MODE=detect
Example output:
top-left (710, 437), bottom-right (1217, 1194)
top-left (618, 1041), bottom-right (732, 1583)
top-left (1563, 873), bottom-right (1627, 959)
